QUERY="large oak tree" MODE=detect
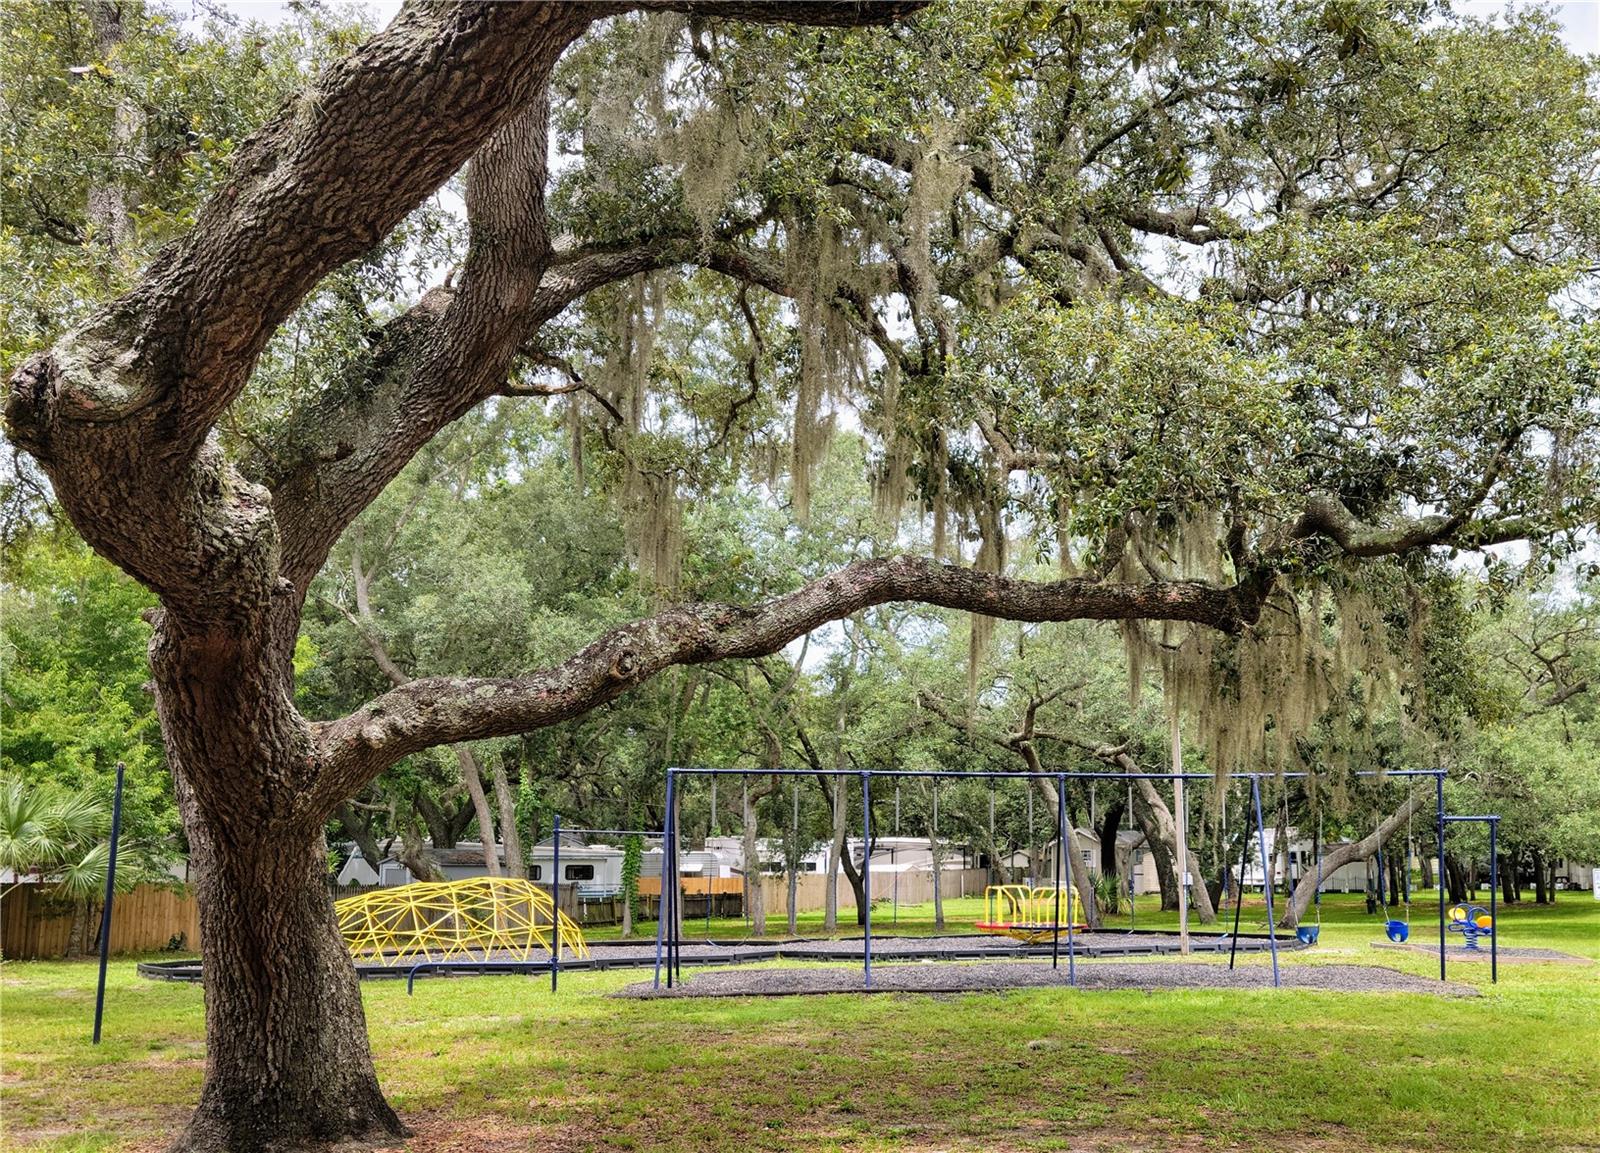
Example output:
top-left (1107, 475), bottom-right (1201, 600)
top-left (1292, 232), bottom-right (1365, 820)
top-left (6, 3), bottom-right (1596, 1150)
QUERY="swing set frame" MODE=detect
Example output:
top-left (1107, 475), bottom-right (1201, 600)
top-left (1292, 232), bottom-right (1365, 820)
top-left (651, 766), bottom-right (1464, 992)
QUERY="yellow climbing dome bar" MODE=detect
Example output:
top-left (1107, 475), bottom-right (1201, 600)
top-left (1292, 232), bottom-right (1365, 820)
top-left (336, 876), bottom-right (590, 965)
top-left (977, 884), bottom-right (1087, 943)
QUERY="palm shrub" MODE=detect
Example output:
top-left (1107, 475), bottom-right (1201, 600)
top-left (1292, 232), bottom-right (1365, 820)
top-left (0, 776), bottom-right (111, 901)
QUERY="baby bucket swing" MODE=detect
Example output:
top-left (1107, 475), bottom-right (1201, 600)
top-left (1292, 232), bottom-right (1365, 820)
top-left (1374, 804), bottom-right (1413, 943)
top-left (1295, 810), bottom-right (1323, 946)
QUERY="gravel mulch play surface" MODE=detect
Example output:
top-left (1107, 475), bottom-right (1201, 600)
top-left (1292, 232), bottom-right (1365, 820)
top-left (1370, 941), bottom-right (1592, 963)
top-left (617, 959), bottom-right (1477, 999)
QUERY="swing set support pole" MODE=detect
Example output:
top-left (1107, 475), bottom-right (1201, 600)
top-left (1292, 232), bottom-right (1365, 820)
top-left (1488, 817), bottom-right (1498, 986)
top-left (1436, 773), bottom-right (1447, 983)
top-left (1250, 775), bottom-right (1280, 988)
top-left (1228, 783), bottom-right (1249, 971)
top-left (653, 771), bottom-right (675, 989)
top-left (1051, 778), bottom-right (1063, 970)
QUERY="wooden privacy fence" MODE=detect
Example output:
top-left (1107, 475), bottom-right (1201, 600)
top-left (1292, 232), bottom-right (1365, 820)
top-left (637, 876), bottom-right (744, 896)
top-left (760, 867), bottom-right (988, 915)
top-left (1, 883), bottom-right (200, 960)
top-left (639, 868), bottom-right (988, 918)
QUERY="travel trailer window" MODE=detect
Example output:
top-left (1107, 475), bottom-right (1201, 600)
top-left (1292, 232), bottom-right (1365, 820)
top-left (530, 865), bottom-right (543, 880)
top-left (565, 864), bottom-right (595, 881)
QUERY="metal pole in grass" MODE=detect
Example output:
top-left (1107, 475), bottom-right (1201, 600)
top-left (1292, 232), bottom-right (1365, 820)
top-left (862, 771), bottom-right (872, 989)
top-left (673, 781), bottom-right (684, 984)
top-left (1488, 817), bottom-right (1498, 985)
top-left (1228, 784), bottom-right (1248, 970)
top-left (1051, 776), bottom-right (1063, 970)
top-left (1062, 774), bottom-right (1076, 985)
top-left (92, 761), bottom-right (125, 1045)
top-left (669, 782), bottom-right (679, 982)
top-left (551, 812), bottom-right (560, 994)
top-left (1250, 775), bottom-right (1280, 988)
top-left (1127, 783), bottom-right (1136, 932)
top-left (1172, 710), bottom-right (1189, 956)
top-left (652, 770), bottom-right (675, 989)
top-left (1436, 771), bottom-right (1447, 983)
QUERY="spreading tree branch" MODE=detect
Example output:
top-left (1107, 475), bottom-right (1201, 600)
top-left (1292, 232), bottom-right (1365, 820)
top-left (313, 556), bottom-right (1271, 810)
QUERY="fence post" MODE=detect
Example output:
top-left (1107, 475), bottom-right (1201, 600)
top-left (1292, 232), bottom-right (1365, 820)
top-left (92, 761), bottom-right (125, 1045)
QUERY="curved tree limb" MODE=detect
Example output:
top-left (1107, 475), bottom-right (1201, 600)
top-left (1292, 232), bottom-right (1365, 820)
top-left (312, 556), bottom-right (1273, 809)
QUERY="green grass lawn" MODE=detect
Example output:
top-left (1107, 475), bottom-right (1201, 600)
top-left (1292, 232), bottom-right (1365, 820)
top-left (4, 894), bottom-right (1598, 1153)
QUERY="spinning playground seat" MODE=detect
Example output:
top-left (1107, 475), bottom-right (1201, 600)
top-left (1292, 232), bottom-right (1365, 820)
top-left (977, 884), bottom-right (1087, 943)
top-left (1447, 903), bottom-right (1494, 950)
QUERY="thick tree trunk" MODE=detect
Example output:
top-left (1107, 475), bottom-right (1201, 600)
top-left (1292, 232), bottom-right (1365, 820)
top-left (169, 779), bottom-right (404, 1153)
top-left (1419, 841), bottom-right (1434, 890)
top-left (1533, 847), bottom-right (1548, 904)
top-left (822, 778), bottom-right (846, 932)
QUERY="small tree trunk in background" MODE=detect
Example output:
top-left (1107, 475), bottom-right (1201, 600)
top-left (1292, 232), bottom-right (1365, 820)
top-left (86, 1), bottom-right (136, 262)
top-left (490, 755), bottom-right (525, 878)
top-left (397, 822), bottom-right (441, 882)
top-left (1501, 853), bottom-right (1518, 905)
top-left (1133, 778), bottom-right (1214, 924)
top-left (786, 860), bottom-right (798, 934)
top-left (1097, 800), bottom-right (1123, 915)
top-left (741, 783), bottom-right (766, 934)
top-left (1445, 855), bottom-right (1466, 904)
top-left (839, 839), bottom-right (869, 927)
top-left (929, 786), bottom-right (945, 932)
top-left (1130, 787), bottom-right (1178, 912)
top-left (64, 897), bottom-right (95, 959)
top-left (455, 747), bottom-right (501, 876)
top-left (1419, 843), bottom-right (1434, 890)
top-left (1532, 847), bottom-right (1548, 904)
top-left (823, 779), bottom-right (845, 932)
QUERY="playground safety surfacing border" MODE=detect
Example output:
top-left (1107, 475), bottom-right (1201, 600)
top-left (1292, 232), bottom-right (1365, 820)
top-left (617, 959), bottom-right (1478, 999)
top-left (136, 930), bottom-right (1303, 983)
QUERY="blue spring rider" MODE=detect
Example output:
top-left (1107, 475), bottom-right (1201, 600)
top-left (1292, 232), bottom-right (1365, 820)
top-left (1448, 904), bottom-right (1495, 950)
